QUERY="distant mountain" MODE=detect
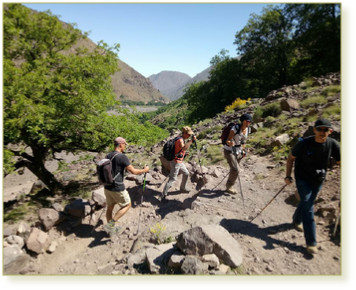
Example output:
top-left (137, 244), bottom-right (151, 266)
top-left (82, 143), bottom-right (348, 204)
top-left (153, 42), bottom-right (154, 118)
top-left (149, 66), bottom-right (212, 101)
top-left (66, 37), bottom-right (169, 104)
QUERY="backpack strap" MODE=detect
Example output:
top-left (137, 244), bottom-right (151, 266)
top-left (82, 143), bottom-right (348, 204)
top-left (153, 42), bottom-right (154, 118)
top-left (174, 136), bottom-right (184, 158)
top-left (106, 152), bottom-right (120, 161)
top-left (110, 152), bottom-right (123, 182)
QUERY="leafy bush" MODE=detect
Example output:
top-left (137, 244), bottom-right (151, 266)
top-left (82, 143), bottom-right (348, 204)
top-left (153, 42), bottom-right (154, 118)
top-left (254, 102), bottom-right (281, 119)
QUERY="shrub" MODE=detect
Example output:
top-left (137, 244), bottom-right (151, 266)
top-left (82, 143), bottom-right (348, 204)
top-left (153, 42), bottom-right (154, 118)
top-left (260, 102), bottom-right (282, 118)
top-left (321, 85), bottom-right (341, 96)
top-left (322, 104), bottom-right (341, 119)
top-left (300, 95), bottom-right (327, 108)
top-left (253, 106), bottom-right (263, 121)
top-left (225, 98), bottom-right (251, 112)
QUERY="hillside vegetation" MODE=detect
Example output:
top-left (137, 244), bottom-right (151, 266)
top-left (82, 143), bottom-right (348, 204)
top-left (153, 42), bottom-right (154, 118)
top-left (142, 4), bottom-right (340, 128)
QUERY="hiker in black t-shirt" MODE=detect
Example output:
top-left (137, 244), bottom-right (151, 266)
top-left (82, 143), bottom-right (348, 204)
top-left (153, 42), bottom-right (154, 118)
top-left (285, 119), bottom-right (340, 255)
top-left (103, 137), bottom-right (149, 236)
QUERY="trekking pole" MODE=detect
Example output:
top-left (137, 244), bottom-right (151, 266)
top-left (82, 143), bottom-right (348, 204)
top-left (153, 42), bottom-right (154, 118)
top-left (211, 154), bottom-right (243, 191)
top-left (211, 171), bottom-right (230, 191)
top-left (91, 206), bottom-right (106, 234)
top-left (193, 139), bottom-right (206, 187)
top-left (249, 184), bottom-right (287, 223)
top-left (136, 170), bottom-right (147, 235)
top-left (232, 147), bottom-right (245, 208)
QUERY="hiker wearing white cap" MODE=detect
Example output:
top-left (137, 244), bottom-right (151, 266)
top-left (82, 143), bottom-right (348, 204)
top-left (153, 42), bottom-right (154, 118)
top-left (103, 136), bottom-right (149, 236)
top-left (285, 119), bottom-right (340, 255)
top-left (161, 126), bottom-right (196, 201)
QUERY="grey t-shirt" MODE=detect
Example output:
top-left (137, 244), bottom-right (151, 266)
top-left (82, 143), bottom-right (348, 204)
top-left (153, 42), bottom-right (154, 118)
top-left (223, 124), bottom-right (249, 152)
top-left (104, 151), bottom-right (131, 192)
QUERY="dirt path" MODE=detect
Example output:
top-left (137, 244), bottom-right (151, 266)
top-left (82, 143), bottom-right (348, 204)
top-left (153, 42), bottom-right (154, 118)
top-left (24, 154), bottom-right (341, 276)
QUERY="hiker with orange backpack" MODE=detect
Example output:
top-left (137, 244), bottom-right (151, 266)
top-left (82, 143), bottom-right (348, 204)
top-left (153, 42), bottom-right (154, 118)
top-left (103, 137), bottom-right (149, 236)
top-left (161, 126), bottom-right (196, 201)
top-left (222, 114), bottom-right (252, 195)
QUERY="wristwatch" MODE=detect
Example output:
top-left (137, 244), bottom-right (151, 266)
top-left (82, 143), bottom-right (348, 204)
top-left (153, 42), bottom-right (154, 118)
top-left (285, 176), bottom-right (293, 182)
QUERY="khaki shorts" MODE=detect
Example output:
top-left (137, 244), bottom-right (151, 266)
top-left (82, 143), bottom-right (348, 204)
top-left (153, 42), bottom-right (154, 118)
top-left (104, 188), bottom-right (131, 207)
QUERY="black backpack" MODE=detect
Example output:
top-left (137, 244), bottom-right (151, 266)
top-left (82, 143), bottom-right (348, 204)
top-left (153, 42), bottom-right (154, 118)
top-left (221, 123), bottom-right (241, 145)
top-left (163, 136), bottom-right (183, 161)
top-left (97, 152), bottom-right (120, 186)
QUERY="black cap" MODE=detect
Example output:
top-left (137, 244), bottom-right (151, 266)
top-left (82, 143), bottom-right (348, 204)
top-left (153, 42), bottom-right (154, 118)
top-left (240, 114), bottom-right (252, 122)
top-left (314, 119), bottom-right (332, 128)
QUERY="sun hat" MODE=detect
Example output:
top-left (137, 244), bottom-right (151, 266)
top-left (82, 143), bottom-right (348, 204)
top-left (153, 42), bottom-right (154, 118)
top-left (182, 126), bottom-right (194, 135)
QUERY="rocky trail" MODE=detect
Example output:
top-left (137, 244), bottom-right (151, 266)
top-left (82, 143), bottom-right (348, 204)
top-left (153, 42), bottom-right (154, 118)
top-left (4, 152), bottom-right (341, 275)
top-left (3, 72), bottom-right (343, 276)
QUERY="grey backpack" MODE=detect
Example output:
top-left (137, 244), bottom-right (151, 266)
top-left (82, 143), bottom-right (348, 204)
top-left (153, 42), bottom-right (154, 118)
top-left (97, 152), bottom-right (120, 186)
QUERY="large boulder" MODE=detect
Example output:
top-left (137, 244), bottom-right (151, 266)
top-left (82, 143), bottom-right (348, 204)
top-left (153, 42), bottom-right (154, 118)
top-left (26, 228), bottom-right (51, 254)
top-left (92, 187), bottom-right (106, 207)
top-left (3, 245), bottom-right (30, 275)
top-left (176, 224), bottom-right (243, 267)
top-left (3, 182), bottom-right (34, 202)
top-left (280, 99), bottom-right (300, 112)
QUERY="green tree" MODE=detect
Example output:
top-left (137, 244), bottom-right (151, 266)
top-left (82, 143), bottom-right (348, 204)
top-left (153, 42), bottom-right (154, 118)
top-left (283, 4), bottom-right (340, 79)
top-left (234, 6), bottom-right (294, 96)
top-left (3, 4), bottom-right (121, 193)
top-left (210, 49), bottom-right (230, 67)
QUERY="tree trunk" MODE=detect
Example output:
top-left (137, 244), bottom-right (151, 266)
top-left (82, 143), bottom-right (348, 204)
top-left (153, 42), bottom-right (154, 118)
top-left (15, 145), bottom-right (64, 194)
top-left (25, 159), bottom-right (64, 194)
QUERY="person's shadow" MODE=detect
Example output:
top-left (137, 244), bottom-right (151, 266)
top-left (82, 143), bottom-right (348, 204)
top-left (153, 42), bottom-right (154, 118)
top-left (220, 218), bottom-right (314, 259)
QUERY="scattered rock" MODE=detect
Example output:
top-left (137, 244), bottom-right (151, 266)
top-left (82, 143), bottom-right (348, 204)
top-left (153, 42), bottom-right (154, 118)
top-left (181, 255), bottom-right (209, 275)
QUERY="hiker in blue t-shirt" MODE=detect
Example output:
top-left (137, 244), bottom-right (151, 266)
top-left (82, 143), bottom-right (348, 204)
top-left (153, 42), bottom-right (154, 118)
top-left (285, 119), bottom-right (340, 255)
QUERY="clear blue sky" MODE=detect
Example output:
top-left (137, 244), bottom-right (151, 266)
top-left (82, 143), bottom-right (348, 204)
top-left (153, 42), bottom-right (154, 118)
top-left (22, 2), bottom-right (272, 78)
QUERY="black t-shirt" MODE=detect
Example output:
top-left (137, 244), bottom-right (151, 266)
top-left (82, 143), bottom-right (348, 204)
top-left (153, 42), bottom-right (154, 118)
top-left (292, 136), bottom-right (340, 183)
top-left (104, 151), bottom-right (131, 192)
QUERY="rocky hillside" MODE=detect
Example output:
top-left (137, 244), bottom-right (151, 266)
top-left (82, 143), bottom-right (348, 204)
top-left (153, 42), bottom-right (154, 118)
top-left (149, 66), bottom-right (212, 101)
top-left (149, 71), bottom-right (191, 98)
top-left (3, 72), bottom-right (341, 275)
top-left (63, 36), bottom-right (169, 104)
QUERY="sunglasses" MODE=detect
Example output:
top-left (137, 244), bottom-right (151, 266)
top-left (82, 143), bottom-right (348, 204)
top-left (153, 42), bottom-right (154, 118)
top-left (315, 127), bottom-right (332, 133)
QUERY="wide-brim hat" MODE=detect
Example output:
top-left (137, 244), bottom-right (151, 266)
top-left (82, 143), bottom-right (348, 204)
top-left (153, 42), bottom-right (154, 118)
top-left (182, 126), bottom-right (194, 135)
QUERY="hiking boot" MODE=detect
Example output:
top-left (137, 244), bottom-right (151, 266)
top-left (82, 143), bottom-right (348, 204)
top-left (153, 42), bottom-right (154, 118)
top-left (104, 220), bottom-right (119, 236)
top-left (293, 222), bottom-right (304, 232)
top-left (307, 245), bottom-right (318, 255)
top-left (226, 186), bottom-right (237, 195)
top-left (159, 194), bottom-right (168, 203)
top-left (180, 188), bottom-right (191, 194)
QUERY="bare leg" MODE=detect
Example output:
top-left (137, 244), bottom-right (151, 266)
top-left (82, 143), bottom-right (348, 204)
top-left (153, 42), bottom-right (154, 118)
top-left (113, 202), bottom-right (131, 221)
top-left (106, 204), bottom-right (115, 222)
